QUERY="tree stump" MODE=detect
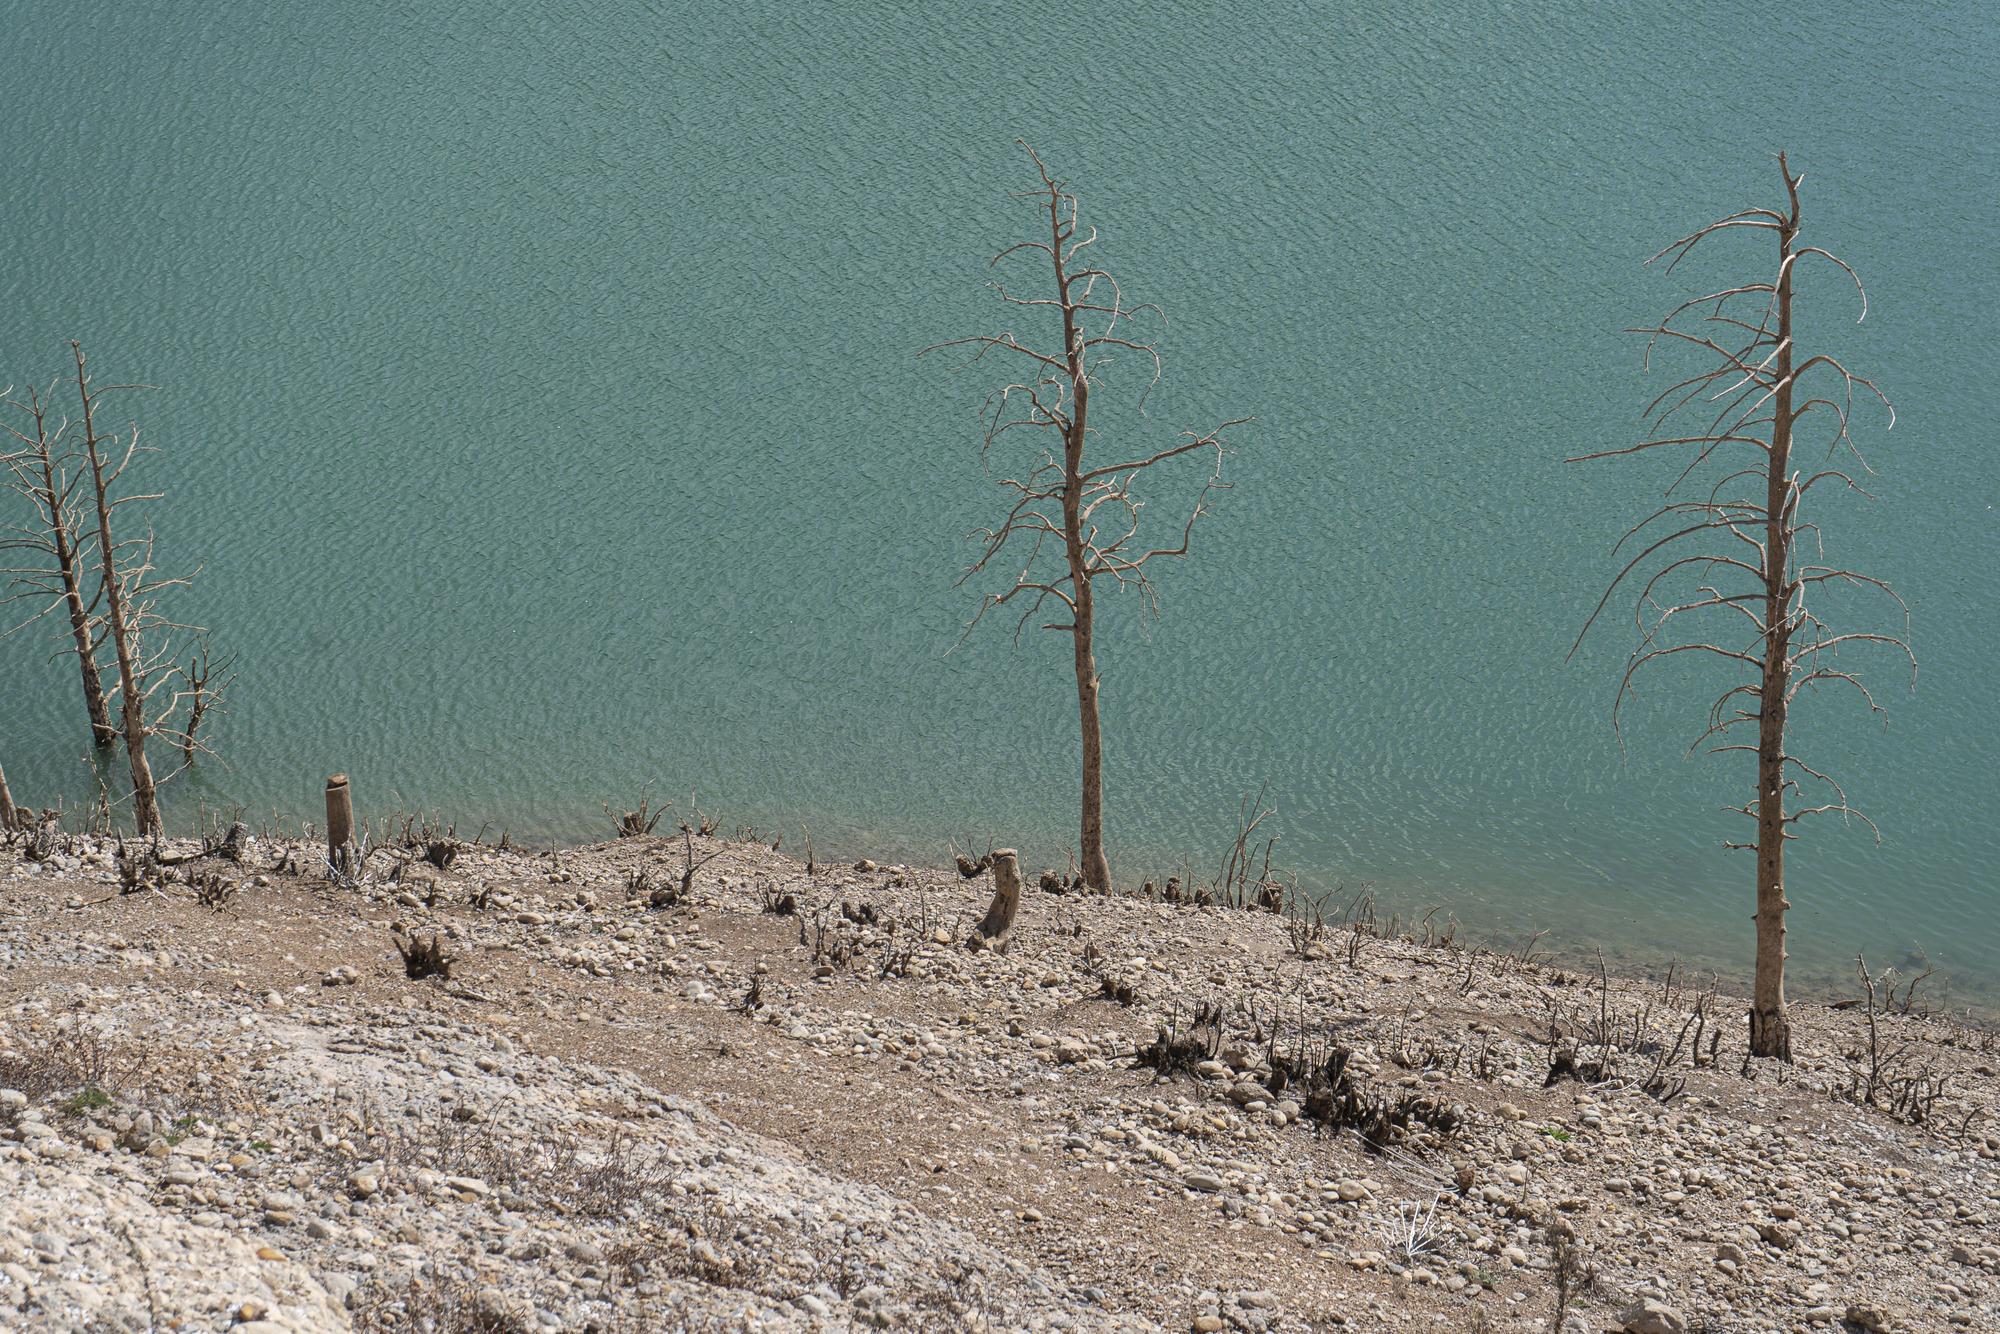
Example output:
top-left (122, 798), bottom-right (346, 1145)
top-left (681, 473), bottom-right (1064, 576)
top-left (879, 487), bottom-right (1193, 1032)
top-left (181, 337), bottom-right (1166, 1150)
top-left (325, 773), bottom-right (356, 876)
top-left (967, 849), bottom-right (1022, 953)
top-left (0, 762), bottom-right (18, 831)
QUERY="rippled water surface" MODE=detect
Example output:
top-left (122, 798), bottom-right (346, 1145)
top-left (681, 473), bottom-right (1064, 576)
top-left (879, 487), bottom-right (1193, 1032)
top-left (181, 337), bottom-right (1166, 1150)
top-left (3, 1), bottom-right (1995, 1000)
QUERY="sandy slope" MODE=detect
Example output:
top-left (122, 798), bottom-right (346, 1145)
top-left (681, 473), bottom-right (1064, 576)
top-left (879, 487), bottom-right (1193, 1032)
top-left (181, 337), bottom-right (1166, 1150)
top-left (2, 829), bottom-right (1996, 1332)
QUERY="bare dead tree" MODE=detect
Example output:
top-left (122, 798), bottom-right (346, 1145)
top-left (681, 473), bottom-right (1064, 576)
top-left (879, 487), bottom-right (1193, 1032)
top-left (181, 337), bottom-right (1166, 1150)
top-left (165, 636), bottom-right (235, 767)
top-left (2, 379), bottom-right (116, 747)
top-left (69, 341), bottom-right (206, 838)
top-left (1571, 154), bottom-right (1910, 1060)
top-left (922, 142), bottom-right (1250, 890)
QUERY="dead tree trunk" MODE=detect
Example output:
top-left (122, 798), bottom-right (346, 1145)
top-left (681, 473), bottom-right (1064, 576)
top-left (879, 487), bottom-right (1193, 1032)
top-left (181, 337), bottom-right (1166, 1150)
top-left (1065, 503), bottom-right (1113, 891)
top-left (2, 382), bottom-right (116, 747)
top-left (0, 761), bottom-right (18, 830)
top-left (72, 342), bottom-right (162, 836)
top-left (968, 849), bottom-right (1022, 951)
top-left (1751, 196), bottom-right (1801, 1061)
top-left (923, 142), bottom-right (1249, 892)
top-left (1572, 154), bottom-right (1909, 1061)
top-left (325, 773), bottom-right (356, 875)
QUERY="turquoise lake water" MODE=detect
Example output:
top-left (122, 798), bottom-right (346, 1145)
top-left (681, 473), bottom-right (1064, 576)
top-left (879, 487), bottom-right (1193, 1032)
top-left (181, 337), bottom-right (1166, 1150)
top-left (2, 1), bottom-right (1995, 1002)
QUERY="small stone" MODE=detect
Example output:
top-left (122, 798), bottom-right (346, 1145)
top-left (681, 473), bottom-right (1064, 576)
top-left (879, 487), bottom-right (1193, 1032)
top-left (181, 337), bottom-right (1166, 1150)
top-left (1618, 1299), bottom-right (1687, 1334)
top-left (1757, 1219), bottom-right (1802, 1249)
top-left (476, 1289), bottom-right (529, 1325)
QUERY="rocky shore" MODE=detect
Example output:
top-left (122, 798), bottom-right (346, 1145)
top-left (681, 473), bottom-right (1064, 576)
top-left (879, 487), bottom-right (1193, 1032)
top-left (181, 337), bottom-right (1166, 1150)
top-left (2, 825), bottom-right (1995, 1332)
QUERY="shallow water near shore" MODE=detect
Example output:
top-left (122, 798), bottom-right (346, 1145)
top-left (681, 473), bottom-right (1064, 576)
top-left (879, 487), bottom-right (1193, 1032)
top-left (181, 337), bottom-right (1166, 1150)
top-left (2, 1), bottom-right (1996, 1004)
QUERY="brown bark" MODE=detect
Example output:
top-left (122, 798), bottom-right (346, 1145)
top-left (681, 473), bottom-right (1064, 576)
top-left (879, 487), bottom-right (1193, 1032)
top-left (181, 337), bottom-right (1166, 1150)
top-left (1070, 607), bottom-right (1112, 891)
top-left (326, 773), bottom-right (356, 874)
top-left (1750, 172), bottom-right (1802, 1061)
top-left (1049, 205), bottom-right (1113, 891)
top-left (72, 341), bottom-right (161, 836)
top-left (52, 508), bottom-right (115, 750)
top-left (0, 761), bottom-right (18, 829)
top-left (3, 386), bottom-right (116, 747)
top-left (968, 849), bottom-right (1022, 951)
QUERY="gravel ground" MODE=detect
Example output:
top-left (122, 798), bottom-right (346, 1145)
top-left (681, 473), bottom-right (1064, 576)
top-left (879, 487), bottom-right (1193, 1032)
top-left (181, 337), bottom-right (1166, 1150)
top-left (2, 825), bottom-right (1995, 1333)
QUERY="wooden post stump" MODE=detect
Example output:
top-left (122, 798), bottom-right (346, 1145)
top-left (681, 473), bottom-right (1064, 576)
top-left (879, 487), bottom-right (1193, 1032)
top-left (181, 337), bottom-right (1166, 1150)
top-left (325, 773), bottom-right (356, 876)
top-left (967, 849), bottom-right (1022, 953)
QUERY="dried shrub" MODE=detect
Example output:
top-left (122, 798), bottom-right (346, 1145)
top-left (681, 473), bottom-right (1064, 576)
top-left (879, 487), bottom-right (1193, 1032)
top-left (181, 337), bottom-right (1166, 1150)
top-left (0, 1025), bottom-right (132, 1102)
top-left (1541, 952), bottom-right (1712, 1103)
top-left (350, 1267), bottom-right (530, 1334)
top-left (1840, 953), bottom-right (1954, 1125)
top-left (1283, 887), bottom-right (1328, 957)
top-left (1548, 1224), bottom-right (1598, 1330)
top-left (757, 880), bottom-right (797, 916)
top-left (117, 844), bottom-right (164, 895)
top-left (604, 786), bottom-right (671, 838)
top-left (878, 924), bottom-right (919, 980)
top-left (1275, 1038), bottom-right (1464, 1151)
top-left (20, 818), bottom-right (71, 862)
top-left (801, 905), bottom-right (861, 971)
top-left (394, 931), bottom-right (453, 980)
top-left (1136, 1002), bottom-right (1224, 1078)
top-left (187, 866), bottom-right (235, 911)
